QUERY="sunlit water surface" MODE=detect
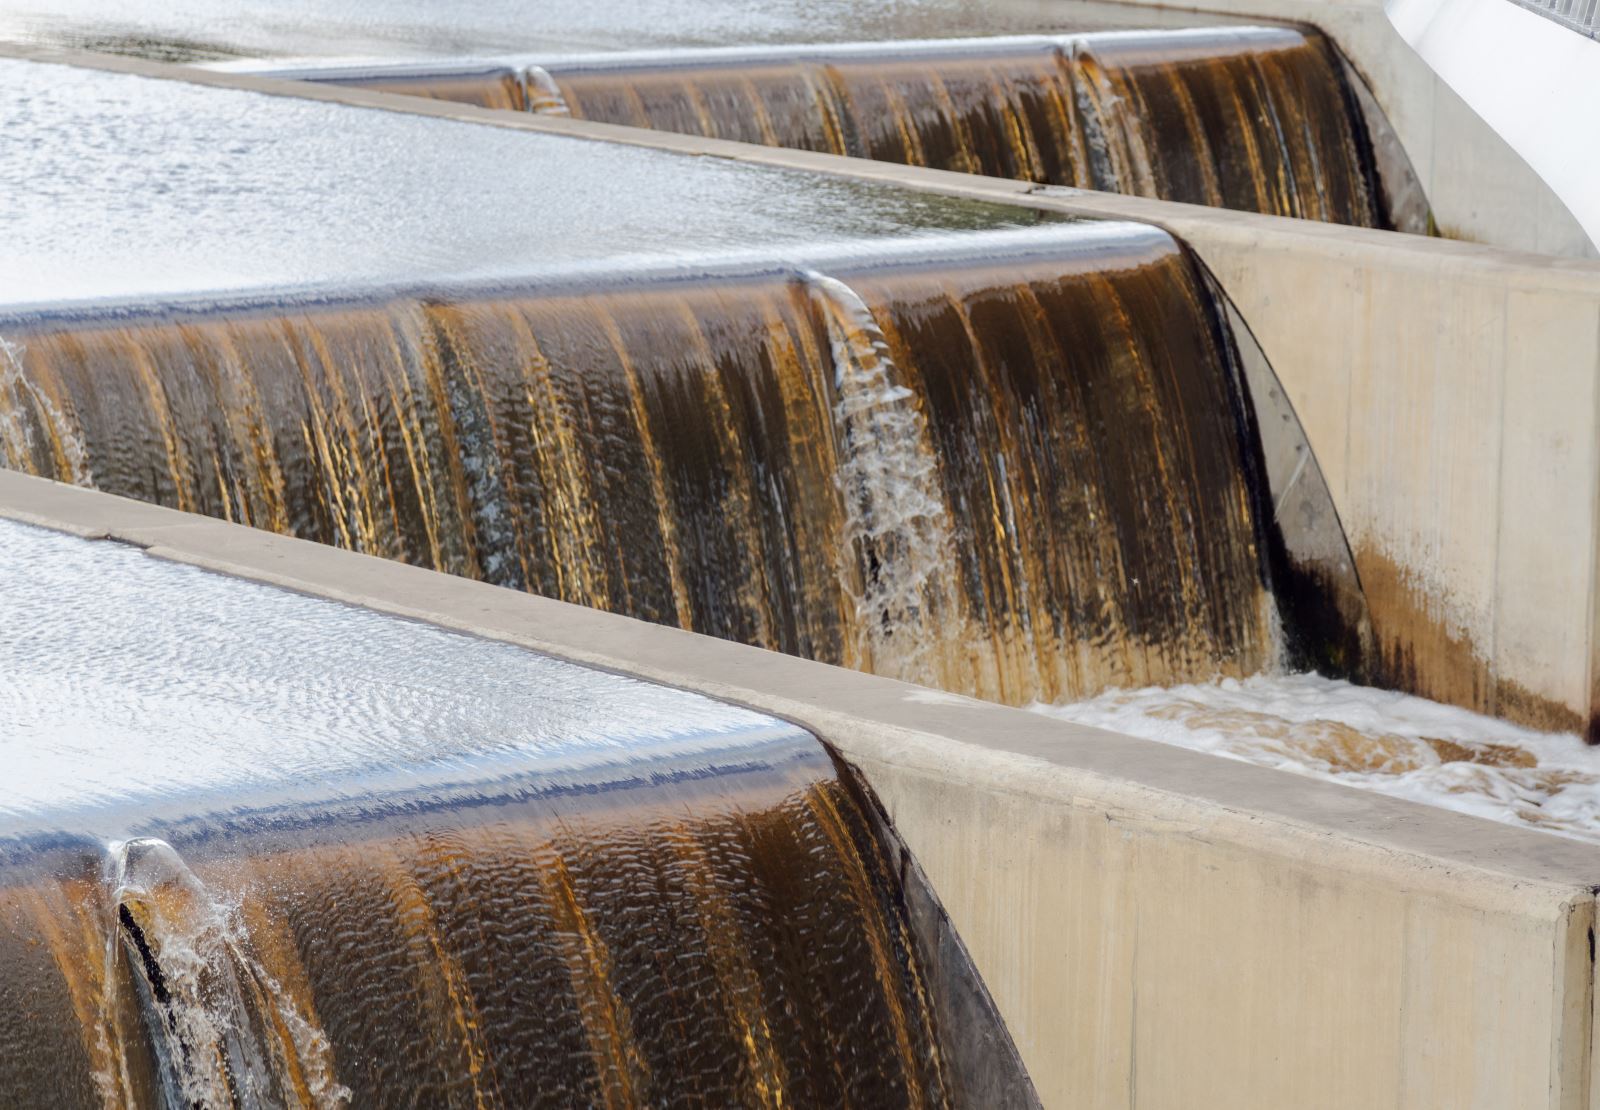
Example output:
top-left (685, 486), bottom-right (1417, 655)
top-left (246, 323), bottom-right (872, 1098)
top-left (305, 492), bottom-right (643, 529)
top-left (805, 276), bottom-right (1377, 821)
top-left (0, 58), bottom-right (1032, 310)
top-left (0, 0), bottom-right (1190, 60)
top-left (0, 516), bottom-right (802, 833)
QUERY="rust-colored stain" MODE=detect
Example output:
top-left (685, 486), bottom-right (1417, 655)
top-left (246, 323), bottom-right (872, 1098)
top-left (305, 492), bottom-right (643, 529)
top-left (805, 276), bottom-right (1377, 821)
top-left (1356, 547), bottom-right (1585, 737)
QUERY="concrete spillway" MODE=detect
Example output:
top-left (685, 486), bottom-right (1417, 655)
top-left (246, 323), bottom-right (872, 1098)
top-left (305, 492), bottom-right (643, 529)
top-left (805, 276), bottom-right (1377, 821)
top-left (0, 48), bottom-right (1375, 697)
top-left (7, 20), bottom-right (1600, 1108)
top-left (0, 222), bottom-right (1369, 704)
top-left (0, 516), bottom-right (1034, 1107)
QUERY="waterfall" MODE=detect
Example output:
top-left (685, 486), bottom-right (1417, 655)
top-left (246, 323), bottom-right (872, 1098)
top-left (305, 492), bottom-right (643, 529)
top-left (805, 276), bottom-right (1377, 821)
top-left (279, 28), bottom-right (1402, 227)
top-left (0, 223), bottom-right (1353, 704)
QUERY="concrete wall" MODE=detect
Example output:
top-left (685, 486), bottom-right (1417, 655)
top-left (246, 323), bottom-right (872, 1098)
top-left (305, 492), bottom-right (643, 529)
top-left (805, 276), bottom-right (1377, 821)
top-left (6, 55), bottom-right (1600, 1101)
top-left (1050, 0), bottom-right (1597, 257)
top-left (5, 470), bottom-right (1598, 1109)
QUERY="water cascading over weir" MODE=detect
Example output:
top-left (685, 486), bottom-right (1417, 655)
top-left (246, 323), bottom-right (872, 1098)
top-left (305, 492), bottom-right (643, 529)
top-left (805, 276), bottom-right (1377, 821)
top-left (0, 518), bottom-right (1034, 1107)
top-left (264, 26), bottom-right (1423, 230)
top-left (0, 223), bottom-right (1370, 704)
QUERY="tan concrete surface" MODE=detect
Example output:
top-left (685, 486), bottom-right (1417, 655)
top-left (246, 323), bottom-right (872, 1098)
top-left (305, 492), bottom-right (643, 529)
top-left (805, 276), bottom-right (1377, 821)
top-left (4, 471), bottom-right (1600, 1109)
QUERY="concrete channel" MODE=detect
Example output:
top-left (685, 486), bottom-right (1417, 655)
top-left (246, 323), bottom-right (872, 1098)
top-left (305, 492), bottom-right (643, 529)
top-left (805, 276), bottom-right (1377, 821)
top-left (8, 43), bottom-right (1600, 1107)
top-left (14, 42), bottom-right (1600, 738)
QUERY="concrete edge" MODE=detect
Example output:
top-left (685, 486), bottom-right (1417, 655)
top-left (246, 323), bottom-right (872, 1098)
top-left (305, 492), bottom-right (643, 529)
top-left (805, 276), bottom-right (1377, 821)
top-left (7, 43), bottom-right (1600, 289)
top-left (4, 471), bottom-right (1598, 910)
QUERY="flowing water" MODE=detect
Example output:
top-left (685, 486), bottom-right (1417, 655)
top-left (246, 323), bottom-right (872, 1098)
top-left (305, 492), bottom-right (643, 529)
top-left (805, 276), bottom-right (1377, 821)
top-left (0, 222), bottom-right (1363, 705)
top-left (543, 28), bottom-right (1390, 226)
top-left (263, 26), bottom-right (1410, 228)
top-left (0, 0), bottom-right (1235, 60)
top-left (0, 58), bottom-right (1037, 310)
top-left (0, 516), bottom-right (1033, 1107)
top-left (1037, 673), bottom-right (1600, 844)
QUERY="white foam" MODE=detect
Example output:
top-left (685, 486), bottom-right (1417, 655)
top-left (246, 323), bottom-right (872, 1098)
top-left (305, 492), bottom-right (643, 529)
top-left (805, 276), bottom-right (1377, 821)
top-left (1034, 673), bottom-right (1600, 843)
top-left (806, 269), bottom-right (959, 687)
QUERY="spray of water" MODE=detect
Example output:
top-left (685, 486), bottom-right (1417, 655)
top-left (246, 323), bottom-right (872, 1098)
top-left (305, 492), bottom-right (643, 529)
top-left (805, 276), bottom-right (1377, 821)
top-left (801, 270), bottom-right (958, 686)
top-left (523, 66), bottom-right (572, 115)
top-left (0, 335), bottom-right (90, 485)
top-left (104, 838), bottom-right (350, 1109)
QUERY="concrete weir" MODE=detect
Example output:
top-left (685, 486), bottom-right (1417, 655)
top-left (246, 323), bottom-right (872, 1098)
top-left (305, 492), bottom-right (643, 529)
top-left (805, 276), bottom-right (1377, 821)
top-left (8, 42), bottom-right (1600, 1108)
top-left (9, 43), bottom-right (1599, 738)
top-left (6, 470), bottom-right (1600, 1108)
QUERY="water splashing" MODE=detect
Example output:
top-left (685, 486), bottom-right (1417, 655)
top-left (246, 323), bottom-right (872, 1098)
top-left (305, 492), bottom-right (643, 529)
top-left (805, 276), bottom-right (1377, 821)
top-left (0, 335), bottom-right (89, 484)
top-left (106, 838), bottom-right (350, 1110)
top-left (801, 269), bottom-right (958, 686)
top-left (522, 65), bottom-right (571, 115)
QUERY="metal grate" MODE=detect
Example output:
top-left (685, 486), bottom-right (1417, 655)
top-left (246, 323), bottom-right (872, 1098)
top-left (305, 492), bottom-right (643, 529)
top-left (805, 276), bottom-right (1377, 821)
top-left (1508, 0), bottom-right (1599, 37)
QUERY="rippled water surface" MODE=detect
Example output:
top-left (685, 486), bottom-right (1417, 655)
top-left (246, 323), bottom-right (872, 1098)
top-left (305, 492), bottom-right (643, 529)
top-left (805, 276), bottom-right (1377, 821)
top-left (0, 0), bottom-right (1182, 59)
top-left (0, 516), bottom-right (796, 831)
top-left (0, 58), bottom-right (1033, 309)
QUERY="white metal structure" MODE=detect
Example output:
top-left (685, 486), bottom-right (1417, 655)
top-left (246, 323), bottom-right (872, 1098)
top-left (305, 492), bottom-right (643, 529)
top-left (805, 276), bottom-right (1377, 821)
top-left (1388, 0), bottom-right (1600, 251)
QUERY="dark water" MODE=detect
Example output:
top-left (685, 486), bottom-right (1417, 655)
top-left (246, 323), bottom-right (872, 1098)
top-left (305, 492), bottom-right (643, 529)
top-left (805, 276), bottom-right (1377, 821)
top-left (0, 517), bottom-right (1033, 1108)
top-left (283, 27), bottom-right (1397, 227)
top-left (0, 752), bottom-right (1021, 1107)
top-left (0, 224), bottom-right (1361, 703)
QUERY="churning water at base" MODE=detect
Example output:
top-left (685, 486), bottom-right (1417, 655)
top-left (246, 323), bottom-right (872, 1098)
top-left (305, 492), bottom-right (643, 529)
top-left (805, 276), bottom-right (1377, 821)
top-left (1037, 674), bottom-right (1600, 843)
top-left (0, 518), bottom-right (1033, 1107)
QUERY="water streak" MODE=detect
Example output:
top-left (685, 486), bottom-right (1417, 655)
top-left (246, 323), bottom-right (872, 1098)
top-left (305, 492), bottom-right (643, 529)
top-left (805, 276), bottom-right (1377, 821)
top-left (804, 269), bottom-right (958, 685)
top-left (107, 838), bottom-right (350, 1109)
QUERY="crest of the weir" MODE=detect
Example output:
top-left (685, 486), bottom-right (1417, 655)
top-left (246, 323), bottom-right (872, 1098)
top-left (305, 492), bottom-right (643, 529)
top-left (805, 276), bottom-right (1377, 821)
top-left (277, 26), bottom-right (1419, 230)
top-left (1, 222), bottom-right (1366, 703)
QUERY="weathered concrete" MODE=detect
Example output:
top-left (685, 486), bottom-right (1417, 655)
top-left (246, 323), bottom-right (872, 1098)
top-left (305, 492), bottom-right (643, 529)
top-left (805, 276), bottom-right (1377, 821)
top-left (7, 52), bottom-right (1600, 1101)
top-left (5, 471), bottom-right (1600, 1109)
top-left (9, 41), bottom-right (1600, 735)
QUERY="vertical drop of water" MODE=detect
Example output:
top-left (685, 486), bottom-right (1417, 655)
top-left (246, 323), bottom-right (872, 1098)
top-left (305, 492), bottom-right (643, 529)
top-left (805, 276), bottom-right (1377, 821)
top-left (522, 66), bottom-right (572, 115)
top-left (1061, 40), bottom-right (1157, 197)
top-left (106, 838), bottom-right (350, 1110)
top-left (0, 335), bottom-right (90, 485)
top-left (799, 270), bottom-right (959, 687)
